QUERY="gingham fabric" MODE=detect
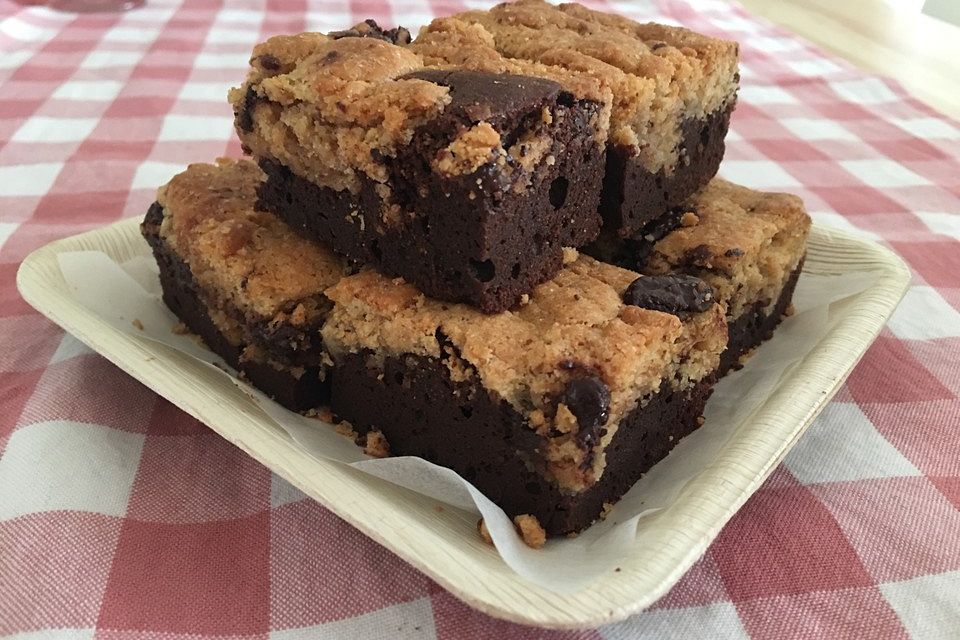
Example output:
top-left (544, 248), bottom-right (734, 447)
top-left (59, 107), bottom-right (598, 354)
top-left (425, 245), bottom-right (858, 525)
top-left (1, 0), bottom-right (958, 637)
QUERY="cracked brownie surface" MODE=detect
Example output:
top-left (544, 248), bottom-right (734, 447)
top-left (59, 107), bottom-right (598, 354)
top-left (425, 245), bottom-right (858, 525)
top-left (230, 31), bottom-right (608, 195)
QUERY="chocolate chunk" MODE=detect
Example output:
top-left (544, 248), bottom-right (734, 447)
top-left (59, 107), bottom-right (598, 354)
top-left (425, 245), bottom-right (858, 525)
top-left (560, 376), bottom-right (610, 448)
top-left (236, 85), bottom-right (259, 133)
top-left (387, 25), bottom-right (411, 46)
top-left (724, 248), bottom-right (744, 257)
top-left (329, 26), bottom-right (364, 39)
top-left (258, 54), bottom-right (281, 71)
top-left (682, 244), bottom-right (713, 266)
top-left (623, 274), bottom-right (714, 318)
top-left (401, 69), bottom-right (561, 134)
top-left (329, 19), bottom-right (411, 45)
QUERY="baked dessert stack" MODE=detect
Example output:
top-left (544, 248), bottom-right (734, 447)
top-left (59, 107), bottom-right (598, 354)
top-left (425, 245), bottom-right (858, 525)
top-left (142, 160), bottom-right (349, 410)
top-left (141, 0), bottom-right (810, 538)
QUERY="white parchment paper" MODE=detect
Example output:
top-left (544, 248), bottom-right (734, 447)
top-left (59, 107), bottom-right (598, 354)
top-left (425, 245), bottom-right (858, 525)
top-left (57, 250), bottom-right (877, 593)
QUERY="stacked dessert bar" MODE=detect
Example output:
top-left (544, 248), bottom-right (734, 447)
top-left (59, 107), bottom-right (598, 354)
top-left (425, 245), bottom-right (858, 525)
top-left (142, 0), bottom-right (810, 540)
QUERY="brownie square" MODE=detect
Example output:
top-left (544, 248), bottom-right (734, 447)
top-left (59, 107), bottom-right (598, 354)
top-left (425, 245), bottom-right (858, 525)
top-left (140, 159), bottom-right (350, 411)
top-left (231, 32), bottom-right (607, 313)
top-left (585, 178), bottom-right (811, 374)
top-left (412, 0), bottom-right (740, 237)
top-left (321, 252), bottom-right (727, 535)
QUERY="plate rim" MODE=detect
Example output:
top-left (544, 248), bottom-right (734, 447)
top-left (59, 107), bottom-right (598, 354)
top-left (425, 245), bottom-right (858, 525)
top-left (16, 218), bottom-right (911, 629)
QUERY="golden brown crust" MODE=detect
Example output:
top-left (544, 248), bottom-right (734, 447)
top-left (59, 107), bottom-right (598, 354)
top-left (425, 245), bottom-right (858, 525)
top-left (233, 22), bottom-right (612, 199)
top-left (321, 252), bottom-right (727, 492)
top-left (231, 36), bottom-right (452, 193)
top-left (645, 178), bottom-right (811, 319)
top-left (156, 158), bottom-right (349, 324)
top-left (412, 0), bottom-right (739, 172)
top-left (409, 16), bottom-right (613, 109)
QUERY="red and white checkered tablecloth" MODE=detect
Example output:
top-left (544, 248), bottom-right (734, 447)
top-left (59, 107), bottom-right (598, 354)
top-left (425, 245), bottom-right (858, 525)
top-left (1, 0), bottom-right (958, 637)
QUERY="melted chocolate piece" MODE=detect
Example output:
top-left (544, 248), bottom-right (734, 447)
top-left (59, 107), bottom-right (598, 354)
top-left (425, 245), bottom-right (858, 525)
top-left (329, 19), bottom-right (411, 45)
top-left (682, 244), bottom-right (713, 267)
top-left (235, 85), bottom-right (259, 133)
top-left (623, 274), bottom-right (714, 319)
top-left (258, 54), bottom-right (281, 71)
top-left (561, 376), bottom-right (611, 448)
top-left (401, 69), bottom-right (562, 136)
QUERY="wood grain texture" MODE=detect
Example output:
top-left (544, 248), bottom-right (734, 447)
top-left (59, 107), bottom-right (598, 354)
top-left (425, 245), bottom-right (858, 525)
top-left (16, 218), bottom-right (910, 629)
top-left (740, 0), bottom-right (960, 119)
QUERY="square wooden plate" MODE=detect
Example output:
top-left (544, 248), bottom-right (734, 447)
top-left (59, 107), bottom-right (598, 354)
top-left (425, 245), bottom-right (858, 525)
top-left (17, 218), bottom-right (910, 629)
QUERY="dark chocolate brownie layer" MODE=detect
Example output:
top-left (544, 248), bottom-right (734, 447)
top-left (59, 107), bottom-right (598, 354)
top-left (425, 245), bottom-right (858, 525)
top-left (142, 203), bottom-right (328, 411)
top-left (252, 69), bottom-right (606, 313)
top-left (331, 350), bottom-right (715, 536)
top-left (601, 104), bottom-right (734, 238)
top-left (719, 260), bottom-right (803, 375)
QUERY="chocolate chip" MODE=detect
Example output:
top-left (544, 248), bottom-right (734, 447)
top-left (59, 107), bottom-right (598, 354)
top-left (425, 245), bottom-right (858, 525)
top-left (386, 25), bottom-right (411, 45)
top-left (682, 244), bottom-right (713, 266)
top-left (724, 248), bottom-right (744, 257)
top-left (463, 102), bottom-right (494, 123)
top-left (622, 274), bottom-right (715, 319)
top-left (401, 69), bottom-right (561, 135)
top-left (258, 54), bottom-right (281, 71)
top-left (329, 20), bottom-right (411, 45)
top-left (621, 206), bottom-right (688, 268)
top-left (328, 27), bottom-right (362, 39)
top-left (650, 41), bottom-right (667, 50)
top-left (236, 85), bottom-right (259, 133)
top-left (560, 377), bottom-right (610, 448)
top-left (322, 50), bottom-right (340, 64)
